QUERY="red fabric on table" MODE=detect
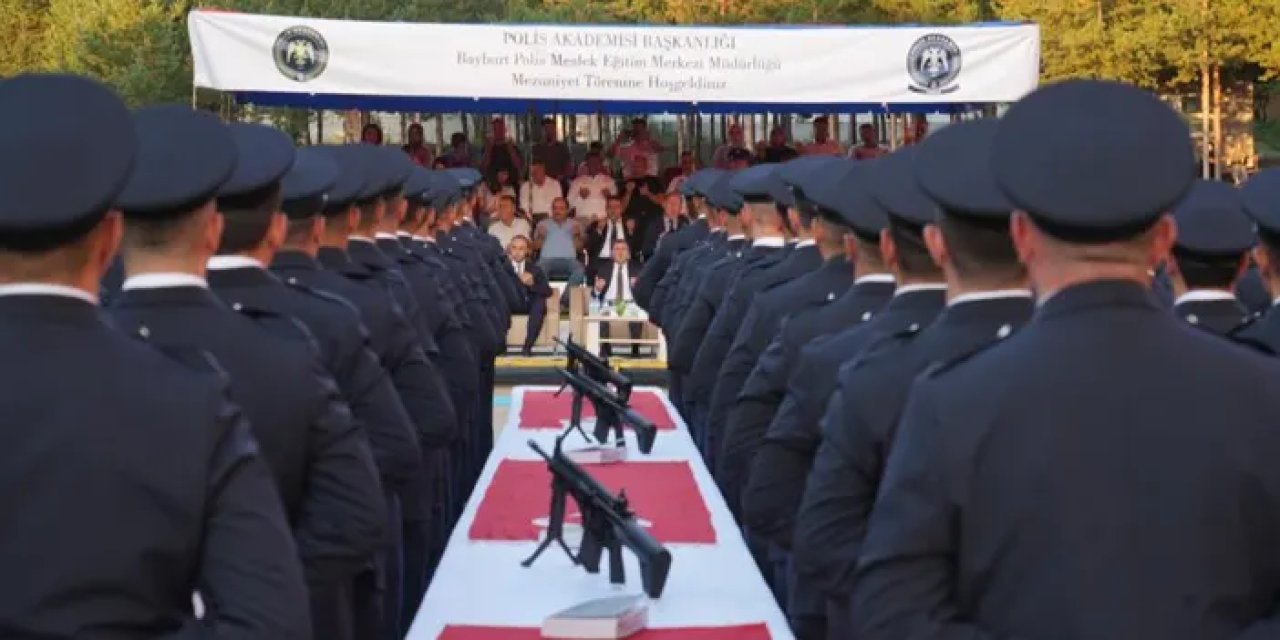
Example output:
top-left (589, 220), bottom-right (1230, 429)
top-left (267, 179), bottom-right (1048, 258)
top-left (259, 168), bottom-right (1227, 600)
top-left (468, 460), bottom-right (716, 544)
top-left (438, 623), bottom-right (771, 639)
top-left (518, 390), bottom-right (676, 430)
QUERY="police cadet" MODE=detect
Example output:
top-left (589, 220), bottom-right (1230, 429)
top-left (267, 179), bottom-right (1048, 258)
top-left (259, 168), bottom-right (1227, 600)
top-left (710, 157), bottom-right (848, 516)
top-left (669, 172), bottom-right (751, 449)
top-left (746, 147), bottom-right (947, 632)
top-left (1162, 179), bottom-right (1255, 334)
top-left (636, 168), bottom-right (716, 311)
top-left (792, 119), bottom-right (1034, 639)
top-left (445, 167), bottom-right (523, 332)
top-left (1230, 169), bottom-right (1280, 355)
top-left (648, 170), bottom-right (717, 323)
top-left (107, 105), bottom-right (386, 640)
top-left (732, 164), bottom-right (895, 528)
top-left (855, 79), bottom-right (1280, 640)
top-left (0, 73), bottom-right (309, 638)
top-left (201, 128), bottom-right (425, 640)
top-left (701, 162), bottom-right (829, 476)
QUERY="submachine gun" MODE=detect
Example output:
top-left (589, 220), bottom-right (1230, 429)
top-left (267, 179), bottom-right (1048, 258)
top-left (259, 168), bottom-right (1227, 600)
top-left (521, 436), bottom-right (672, 598)
top-left (557, 337), bottom-right (633, 401)
top-left (556, 367), bottom-right (656, 454)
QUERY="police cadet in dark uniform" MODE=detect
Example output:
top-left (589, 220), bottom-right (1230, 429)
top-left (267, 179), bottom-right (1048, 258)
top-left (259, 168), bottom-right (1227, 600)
top-left (446, 167), bottom-right (522, 334)
top-left (747, 147), bottom-right (948, 633)
top-left (710, 158), bottom-right (847, 512)
top-left (855, 79), bottom-right (1280, 640)
top-left (792, 120), bottom-right (1034, 640)
top-left (202, 127), bottom-right (425, 640)
top-left (648, 171), bottom-right (717, 323)
top-left (731, 164), bottom-right (896, 520)
top-left (671, 173), bottom-right (756, 450)
top-left (636, 168), bottom-right (716, 311)
top-left (0, 73), bottom-right (310, 638)
top-left (107, 105), bottom-right (386, 640)
top-left (1230, 169), bottom-right (1280, 354)
top-left (701, 162), bottom-right (829, 474)
top-left (1163, 179), bottom-right (1255, 334)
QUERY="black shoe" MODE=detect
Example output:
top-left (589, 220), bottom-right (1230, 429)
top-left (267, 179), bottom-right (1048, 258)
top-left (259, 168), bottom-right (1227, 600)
top-left (521, 346), bottom-right (533, 357)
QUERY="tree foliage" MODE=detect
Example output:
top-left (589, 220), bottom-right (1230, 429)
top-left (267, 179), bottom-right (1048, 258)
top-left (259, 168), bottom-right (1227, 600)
top-left (3, 0), bottom-right (1280, 105)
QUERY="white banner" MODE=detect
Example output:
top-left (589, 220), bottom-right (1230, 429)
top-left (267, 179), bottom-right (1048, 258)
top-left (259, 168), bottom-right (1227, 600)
top-left (188, 10), bottom-right (1040, 107)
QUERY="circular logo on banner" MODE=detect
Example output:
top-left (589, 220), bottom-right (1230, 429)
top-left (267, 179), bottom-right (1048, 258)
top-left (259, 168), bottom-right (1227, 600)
top-left (907, 33), bottom-right (961, 94)
top-left (273, 26), bottom-right (329, 82)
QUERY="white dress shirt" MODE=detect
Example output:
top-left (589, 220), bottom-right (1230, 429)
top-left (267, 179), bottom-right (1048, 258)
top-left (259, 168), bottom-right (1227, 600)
top-left (207, 256), bottom-right (265, 270)
top-left (0, 283), bottom-right (96, 304)
top-left (598, 219), bottom-right (628, 259)
top-left (568, 174), bottom-right (617, 221)
top-left (949, 288), bottom-right (1033, 306)
top-left (1176, 289), bottom-right (1238, 306)
top-left (602, 261), bottom-right (632, 303)
top-left (520, 178), bottom-right (564, 217)
top-left (894, 282), bottom-right (948, 297)
top-left (122, 273), bottom-right (208, 291)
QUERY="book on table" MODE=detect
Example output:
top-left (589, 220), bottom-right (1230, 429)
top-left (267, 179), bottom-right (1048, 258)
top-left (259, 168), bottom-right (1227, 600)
top-left (541, 594), bottom-right (648, 639)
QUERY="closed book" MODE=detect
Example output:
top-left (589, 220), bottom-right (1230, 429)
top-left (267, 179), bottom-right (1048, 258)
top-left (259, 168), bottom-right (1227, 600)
top-left (541, 595), bottom-right (648, 639)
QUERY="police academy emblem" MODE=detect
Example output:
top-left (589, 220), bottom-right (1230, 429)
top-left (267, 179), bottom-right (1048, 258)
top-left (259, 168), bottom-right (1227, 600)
top-left (273, 26), bottom-right (329, 83)
top-left (907, 33), bottom-right (961, 94)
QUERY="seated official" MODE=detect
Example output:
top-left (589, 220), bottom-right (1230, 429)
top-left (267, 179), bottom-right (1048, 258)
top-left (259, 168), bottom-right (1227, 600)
top-left (534, 197), bottom-right (585, 284)
top-left (591, 238), bottom-right (644, 357)
top-left (508, 235), bottom-right (553, 356)
top-left (586, 196), bottom-right (635, 276)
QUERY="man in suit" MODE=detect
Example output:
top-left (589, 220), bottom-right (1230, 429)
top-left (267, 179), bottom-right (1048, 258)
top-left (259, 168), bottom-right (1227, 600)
top-left (856, 79), bottom-right (1280, 640)
top-left (508, 234), bottom-right (553, 356)
top-left (591, 238), bottom-right (644, 357)
top-left (108, 106), bottom-right (386, 640)
top-left (586, 195), bottom-right (633, 275)
top-left (1163, 180), bottom-right (1254, 335)
top-left (641, 191), bottom-right (690, 260)
top-left (793, 120), bottom-right (1034, 640)
top-left (0, 73), bottom-right (310, 638)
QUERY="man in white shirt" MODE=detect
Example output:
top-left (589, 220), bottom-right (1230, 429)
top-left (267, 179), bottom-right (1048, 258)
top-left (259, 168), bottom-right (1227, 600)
top-left (586, 196), bottom-right (633, 276)
top-left (487, 196), bottom-right (532, 249)
top-left (592, 238), bottom-right (643, 356)
top-left (519, 160), bottom-right (563, 224)
top-left (608, 118), bottom-right (664, 179)
top-left (799, 115), bottom-right (845, 156)
top-left (567, 152), bottom-right (616, 221)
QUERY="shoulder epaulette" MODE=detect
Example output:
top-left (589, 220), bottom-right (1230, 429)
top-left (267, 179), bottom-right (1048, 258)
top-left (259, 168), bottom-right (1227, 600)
top-left (336, 263), bottom-right (374, 281)
top-left (282, 278), bottom-right (361, 317)
top-left (130, 329), bottom-right (229, 380)
top-left (920, 340), bottom-right (1000, 380)
top-left (1228, 312), bottom-right (1263, 337)
top-left (230, 302), bottom-right (323, 355)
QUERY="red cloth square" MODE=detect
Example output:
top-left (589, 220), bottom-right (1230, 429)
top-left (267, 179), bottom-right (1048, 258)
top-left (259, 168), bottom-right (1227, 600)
top-left (469, 460), bottom-right (716, 544)
top-left (518, 390), bottom-right (676, 431)
top-left (438, 623), bottom-right (771, 639)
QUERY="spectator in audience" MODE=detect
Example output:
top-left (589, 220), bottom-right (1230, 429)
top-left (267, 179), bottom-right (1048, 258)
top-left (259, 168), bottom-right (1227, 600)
top-left (534, 197), bottom-right (585, 284)
top-left (587, 196), bottom-right (636, 274)
top-left (488, 195), bottom-right (532, 249)
top-left (481, 168), bottom-right (518, 218)
top-left (642, 191), bottom-right (690, 260)
top-left (799, 115), bottom-right (844, 156)
top-left (590, 238), bottom-right (644, 357)
top-left (576, 141), bottom-right (608, 177)
top-left (851, 122), bottom-right (889, 160)
top-left (507, 235), bottom-right (554, 357)
top-left (620, 156), bottom-right (663, 253)
top-left (665, 151), bottom-right (698, 215)
top-left (480, 117), bottom-right (523, 183)
top-left (432, 157), bottom-right (448, 170)
top-left (361, 122), bottom-right (383, 145)
top-left (568, 152), bottom-right (617, 221)
top-left (442, 132), bottom-right (474, 168)
top-left (713, 122), bottom-right (751, 169)
top-left (532, 117), bottom-right (574, 183)
top-left (905, 114), bottom-right (929, 145)
top-left (726, 146), bottom-right (754, 169)
top-left (403, 123), bottom-right (433, 166)
top-left (760, 126), bottom-right (799, 163)
top-left (609, 118), bottom-right (663, 179)
top-left (520, 159), bottom-right (564, 225)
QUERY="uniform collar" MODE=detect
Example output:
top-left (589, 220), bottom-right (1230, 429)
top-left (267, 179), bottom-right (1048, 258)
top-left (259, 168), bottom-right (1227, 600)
top-left (727, 233), bottom-right (747, 241)
top-left (794, 239), bottom-right (817, 248)
top-left (207, 256), bottom-right (265, 271)
top-left (894, 282), bottom-right (947, 297)
top-left (348, 235), bottom-right (377, 245)
top-left (0, 283), bottom-right (96, 304)
top-left (854, 273), bottom-right (895, 285)
top-left (949, 288), bottom-right (1033, 307)
top-left (375, 232), bottom-right (399, 240)
top-left (753, 236), bottom-right (786, 248)
top-left (121, 272), bottom-right (208, 291)
top-left (1175, 290), bottom-right (1237, 306)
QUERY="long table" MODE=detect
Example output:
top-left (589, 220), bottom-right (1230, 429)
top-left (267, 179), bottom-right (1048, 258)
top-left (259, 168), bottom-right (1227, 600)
top-left (407, 386), bottom-right (793, 639)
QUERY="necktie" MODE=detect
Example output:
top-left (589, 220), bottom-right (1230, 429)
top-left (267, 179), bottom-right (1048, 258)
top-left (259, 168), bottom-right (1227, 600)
top-left (615, 264), bottom-right (624, 302)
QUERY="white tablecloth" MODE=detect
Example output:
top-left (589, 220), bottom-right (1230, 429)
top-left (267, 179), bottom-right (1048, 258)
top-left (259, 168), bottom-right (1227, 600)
top-left (406, 385), bottom-right (793, 639)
